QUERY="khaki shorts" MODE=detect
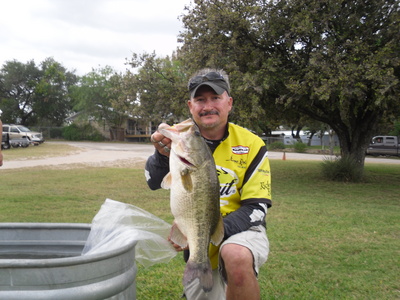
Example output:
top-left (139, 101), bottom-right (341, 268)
top-left (184, 225), bottom-right (269, 300)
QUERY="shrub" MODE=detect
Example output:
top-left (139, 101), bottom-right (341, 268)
top-left (49, 127), bottom-right (63, 139)
top-left (62, 124), bottom-right (82, 140)
top-left (293, 141), bottom-right (307, 153)
top-left (62, 123), bottom-right (105, 141)
top-left (321, 156), bottom-right (364, 182)
top-left (269, 141), bottom-right (285, 150)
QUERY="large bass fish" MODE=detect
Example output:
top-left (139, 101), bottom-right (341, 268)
top-left (159, 118), bottom-right (224, 293)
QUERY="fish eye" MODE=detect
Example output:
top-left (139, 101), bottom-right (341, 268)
top-left (195, 130), bottom-right (201, 136)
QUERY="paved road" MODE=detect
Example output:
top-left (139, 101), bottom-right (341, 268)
top-left (2, 141), bottom-right (399, 170)
top-left (272, 151), bottom-right (400, 164)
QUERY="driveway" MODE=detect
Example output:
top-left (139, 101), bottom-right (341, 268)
top-left (1, 142), bottom-right (154, 170)
top-left (2, 141), bottom-right (399, 170)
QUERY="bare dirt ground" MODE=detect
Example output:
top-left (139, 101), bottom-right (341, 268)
top-left (2, 141), bottom-right (399, 170)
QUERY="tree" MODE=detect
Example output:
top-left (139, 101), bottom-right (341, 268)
top-left (0, 60), bottom-right (40, 124)
top-left (0, 58), bottom-right (77, 126)
top-left (178, 0), bottom-right (400, 175)
top-left (277, 0), bottom-right (400, 169)
top-left (126, 53), bottom-right (189, 124)
top-left (34, 58), bottom-right (78, 126)
top-left (389, 118), bottom-right (400, 136)
top-left (71, 66), bottom-right (127, 138)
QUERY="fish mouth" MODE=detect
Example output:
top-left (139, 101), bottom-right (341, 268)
top-left (178, 155), bottom-right (195, 167)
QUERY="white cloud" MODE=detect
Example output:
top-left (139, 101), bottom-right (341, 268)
top-left (0, 0), bottom-right (191, 75)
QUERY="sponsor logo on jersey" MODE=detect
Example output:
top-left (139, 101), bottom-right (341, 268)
top-left (232, 145), bottom-right (249, 155)
top-left (216, 165), bottom-right (238, 199)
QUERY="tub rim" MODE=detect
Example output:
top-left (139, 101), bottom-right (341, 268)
top-left (0, 222), bottom-right (137, 268)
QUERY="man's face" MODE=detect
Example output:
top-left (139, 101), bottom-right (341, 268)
top-left (187, 85), bottom-right (233, 131)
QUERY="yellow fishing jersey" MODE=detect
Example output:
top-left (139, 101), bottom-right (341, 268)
top-left (208, 123), bottom-right (272, 269)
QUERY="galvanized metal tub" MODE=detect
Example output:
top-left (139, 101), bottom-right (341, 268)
top-left (0, 223), bottom-right (137, 299)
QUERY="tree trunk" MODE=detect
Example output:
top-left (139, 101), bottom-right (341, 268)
top-left (307, 131), bottom-right (316, 146)
top-left (336, 128), bottom-right (374, 174)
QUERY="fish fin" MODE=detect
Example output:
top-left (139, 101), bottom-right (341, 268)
top-left (169, 222), bottom-right (188, 248)
top-left (181, 170), bottom-right (193, 192)
top-left (183, 260), bottom-right (213, 293)
top-left (210, 215), bottom-right (225, 246)
top-left (161, 172), bottom-right (172, 189)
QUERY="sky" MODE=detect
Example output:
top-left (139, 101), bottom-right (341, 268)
top-left (0, 0), bottom-right (191, 75)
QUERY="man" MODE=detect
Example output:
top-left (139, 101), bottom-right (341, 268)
top-left (145, 68), bottom-right (272, 299)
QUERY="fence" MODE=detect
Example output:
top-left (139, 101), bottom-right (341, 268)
top-left (30, 127), bottom-right (64, 140)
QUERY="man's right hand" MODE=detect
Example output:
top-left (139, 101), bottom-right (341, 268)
top-left (151, 124), bottom-right (172, 157)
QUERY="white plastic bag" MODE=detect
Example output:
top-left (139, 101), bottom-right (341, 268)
top-left (82, 199), bottom-right (176, 267)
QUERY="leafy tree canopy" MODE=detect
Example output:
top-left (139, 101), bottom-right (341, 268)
top-left (70, 66), bottom-right (127, 129)
top-left (178, 0), bottom-right (400, 169)
top-left (0, 58), bottom-right (77, 126)
top-left (126, 53), bottom-right (189, 124)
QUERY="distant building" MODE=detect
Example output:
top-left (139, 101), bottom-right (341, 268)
top-left (264, 130), bottom-right (340, 147)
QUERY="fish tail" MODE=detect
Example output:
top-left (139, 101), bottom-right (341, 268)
top-left (183, 260), bottom-right (213, 293)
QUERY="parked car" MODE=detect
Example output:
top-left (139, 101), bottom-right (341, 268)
top-left (2, 124), bottom-right (44, 145)
top-left (366, 136), bottom-right (400, 156)
top-left (1, 132), bottom-right (10, 149)
top-left (10, 137), bottom-right (31, 148)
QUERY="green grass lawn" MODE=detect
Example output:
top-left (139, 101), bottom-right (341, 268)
top-left (0, 144), bottom-right (399, 299)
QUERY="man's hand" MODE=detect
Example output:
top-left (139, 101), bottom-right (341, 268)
top-left (150, 123), bottom-right (172, 157)
top-left (168, 237), bottom-right (189, 252)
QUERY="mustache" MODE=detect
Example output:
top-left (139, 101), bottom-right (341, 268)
top-left (199, 110), bottom-right (219, 117)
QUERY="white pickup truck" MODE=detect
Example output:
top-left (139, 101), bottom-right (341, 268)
top-left (2, 124), bottom-right (44, 145)
top-left (366, 136), bottom-right (400, 156)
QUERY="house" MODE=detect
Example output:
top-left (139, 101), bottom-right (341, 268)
top-left (124, 118), bottom-right (155, 142)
